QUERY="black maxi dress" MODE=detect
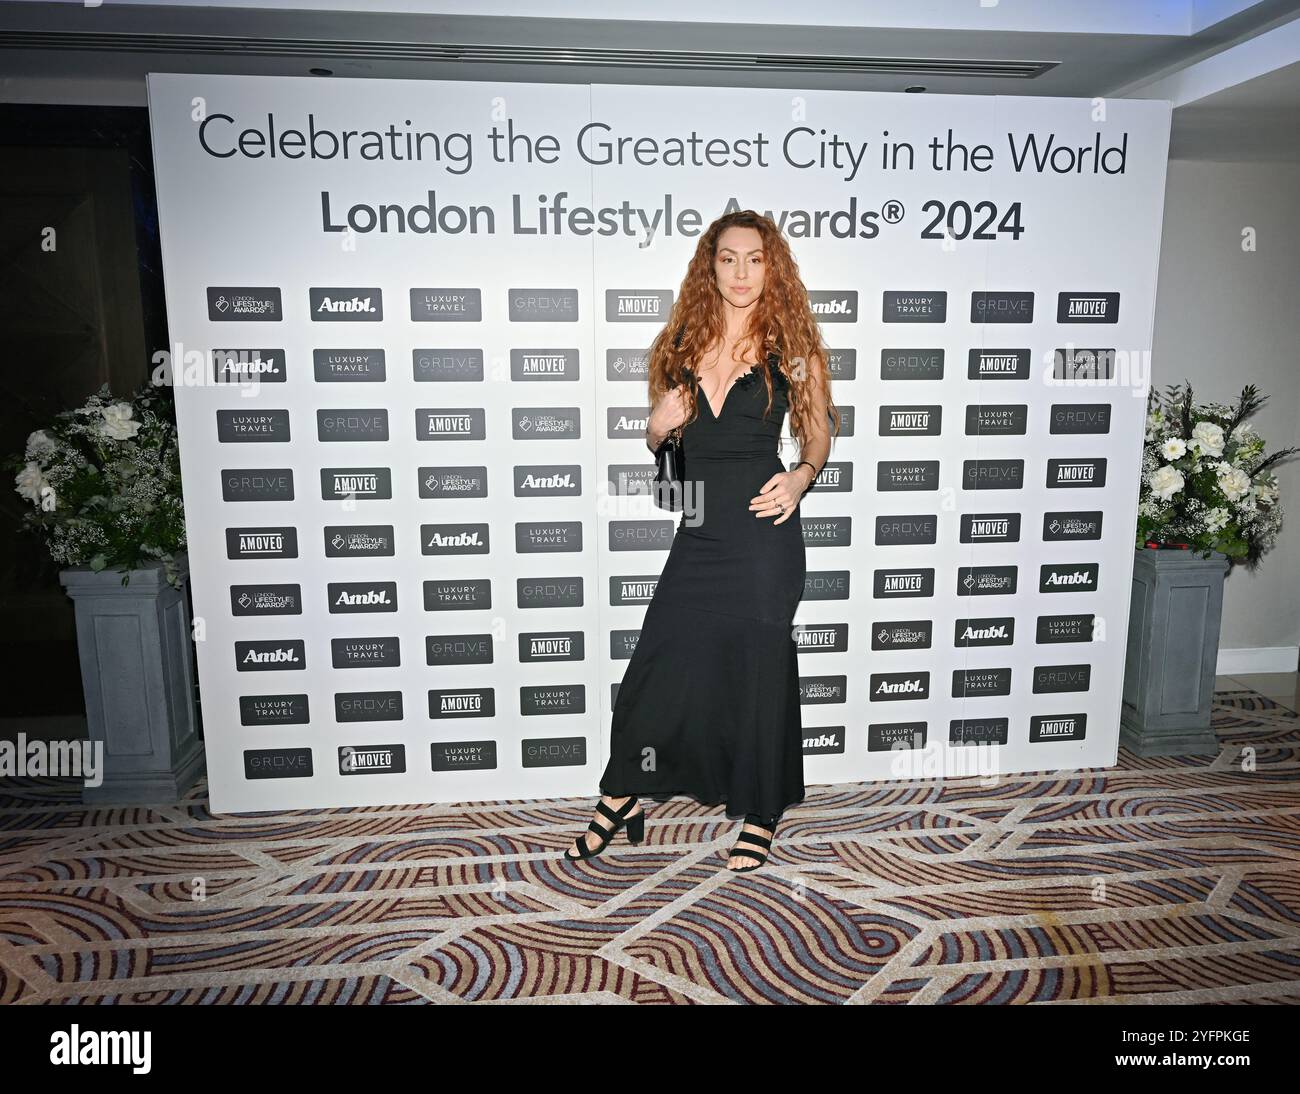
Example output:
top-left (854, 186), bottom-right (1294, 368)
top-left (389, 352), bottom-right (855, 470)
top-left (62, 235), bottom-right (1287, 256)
top-left (599, 351), bottom-right (806, 821)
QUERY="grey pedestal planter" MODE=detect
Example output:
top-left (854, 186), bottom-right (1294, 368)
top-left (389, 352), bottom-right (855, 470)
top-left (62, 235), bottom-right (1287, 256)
top-left (58, 552), bottom-right (205, 804)
top-left (1121, 547), bottom-right (1230, 757)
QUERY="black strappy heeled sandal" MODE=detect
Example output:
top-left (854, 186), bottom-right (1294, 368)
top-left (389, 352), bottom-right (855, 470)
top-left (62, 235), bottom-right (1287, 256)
top-left (564, 795), bottom-right (644, 860)
top-left (726, 815), bottom-right (778, 873)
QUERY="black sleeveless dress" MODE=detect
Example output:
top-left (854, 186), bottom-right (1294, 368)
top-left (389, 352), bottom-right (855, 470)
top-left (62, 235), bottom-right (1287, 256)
top-left (599, 351), bottom-right (806, 821)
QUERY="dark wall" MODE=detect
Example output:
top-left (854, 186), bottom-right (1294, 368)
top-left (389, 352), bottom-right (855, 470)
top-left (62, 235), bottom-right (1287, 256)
top-left (0, 104), bottom-right (168, 716)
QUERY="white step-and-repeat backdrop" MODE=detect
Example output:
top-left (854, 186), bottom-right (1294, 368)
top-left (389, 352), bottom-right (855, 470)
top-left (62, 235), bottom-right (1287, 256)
top-left (147, 73), bottom-right (1171, 813)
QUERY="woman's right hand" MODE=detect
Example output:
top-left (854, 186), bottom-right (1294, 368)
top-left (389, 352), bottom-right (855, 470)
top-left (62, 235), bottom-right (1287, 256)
top-left (646, 384), bottom-right (691, 451)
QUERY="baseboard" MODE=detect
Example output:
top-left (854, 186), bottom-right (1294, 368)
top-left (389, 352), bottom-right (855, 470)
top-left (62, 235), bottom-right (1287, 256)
top-left (1216, 646), bottom-right (1300, 675)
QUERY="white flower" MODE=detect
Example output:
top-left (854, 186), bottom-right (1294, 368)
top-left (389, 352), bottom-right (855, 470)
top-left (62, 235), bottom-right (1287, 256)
top-left (1205, 506), bottom-right (1230, 532)
top-left (99, 403), bottom-right (140, 441)
top-left (1217, 465), bottom-right (1251, 502)
top-left (1159, 437), bottom-right (1186, 460)
top-left (1253, 481), bottom-right (1277, 506)
top-left (1148, 465), bottom-right (1185, 501)
top-left (1191, 420), bottom-right (1225, 457)
top-left (25, 430), bottom-right (57, 459)
top-left (15, 462), bottom-right (46, 504)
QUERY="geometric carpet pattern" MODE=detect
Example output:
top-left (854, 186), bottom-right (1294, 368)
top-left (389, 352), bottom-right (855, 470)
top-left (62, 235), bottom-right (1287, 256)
top-left (2, 687), bottom-right (1299, 1004)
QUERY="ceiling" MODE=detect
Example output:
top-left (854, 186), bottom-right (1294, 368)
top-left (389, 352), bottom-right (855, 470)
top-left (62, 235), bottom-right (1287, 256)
top-left (1, 0), bottom-right (1298, 161)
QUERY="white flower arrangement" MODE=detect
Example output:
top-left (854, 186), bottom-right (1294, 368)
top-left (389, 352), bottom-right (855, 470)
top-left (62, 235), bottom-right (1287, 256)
top-left (8, 381), bottom-right (187, 587)
top-left (1138, 383), bottom-right (1296, 570)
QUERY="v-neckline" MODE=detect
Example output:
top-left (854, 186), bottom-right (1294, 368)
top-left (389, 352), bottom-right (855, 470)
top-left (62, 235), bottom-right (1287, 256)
top-left (700, 361), bottom-right (762, 422)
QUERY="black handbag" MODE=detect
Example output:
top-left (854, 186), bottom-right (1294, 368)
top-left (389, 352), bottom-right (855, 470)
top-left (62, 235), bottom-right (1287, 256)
top-left (653, 425), bottom-right (686, 511)
top-left (651, 323), bottom-right (689, 511)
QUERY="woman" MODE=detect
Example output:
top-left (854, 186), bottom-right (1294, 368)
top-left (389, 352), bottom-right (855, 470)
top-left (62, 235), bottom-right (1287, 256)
top-left (566, 210), bottom-right (841, 871)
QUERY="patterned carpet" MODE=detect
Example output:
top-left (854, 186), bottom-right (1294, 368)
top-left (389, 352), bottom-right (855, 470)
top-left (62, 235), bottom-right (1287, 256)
top-left (1, 687), bottom-right (1299, 1005)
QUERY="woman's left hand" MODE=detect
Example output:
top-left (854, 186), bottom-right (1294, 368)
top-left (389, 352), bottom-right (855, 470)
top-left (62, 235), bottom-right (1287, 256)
top-left (750, 471), bottom-right (804, 525)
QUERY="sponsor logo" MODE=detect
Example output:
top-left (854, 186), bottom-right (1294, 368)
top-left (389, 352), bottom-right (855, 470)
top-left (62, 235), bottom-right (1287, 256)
top-left (868, 722), bottom-right (927, 751)
top-left (954, 618), bottom-right (1015, 647)
top-left (874, 569), bottom-right (935, 598)
top-left (610, 520), bottom-right (674, 552)
top-left (511, 348), bottom-right (579, 381)
top-left (521, 631), bottom-right (585, 663)
top-left (328, 581), bottom-right (398, 613)
top-left (1032, 664), bottom-right (1092, 694)
top-left (424, 579), bottom-right (491, 611)
top-left (324, 525), bottom-right (395, 557)
top-left (320, 467), bottom-right (392, 499)
top-left (956, 566), bottom-right (1018, 595)
top-left (213, 348), bottom-right (285, 383)
top-left (610, 576), bottom-right (659, 605)
top-left (1049, 402), bottom-right (1112, 434)
top-left (426, 634), bottom-right (493, 665)
top-left (953, 667), bottom-right (1012, 697)
top-left (808, 290), bottom-right (859, 321)
top-left (338, 744), bottom-right (406, 775)
top-left (799, 676), bottom-right (847, 704)
top-left (872, 620), bottom-right (932, 650)
top-left (880, 405), bottom-right (942, 436)
top-left (331, 637), bottom-right (401, 668)
top-left (1039, 563), bottom-right (1099, 593)
top-left (508, 288), bottom-right (579, 322)
top-left (971, 290), bottom-right (1034, 323)
top-left (516, 522), bottom-right (582, 553)
top-left (413, 348), bottom-right (484, 381)
top-left (235, 639), bottom-right (305, 671)
top-left (882, 290), bottom-right (945, 322)
top-left (244, 747), bottom-right (312, 779)
top-left (965, 404), bottom-right (1027, 435)
top-left (514, 466), bottom-right (581, 496)
top-left (604, 289), bottom-right (672, 321)
top-left (417, 408), bottom-right (487, 440)
top-left (802, 516), bottom-right (852, 547)
top-left (207, 287), bottom-right (281, 321)
top-left (803, 570), bottom-right (851, 600)
top-left (222, 469), bottom-right (293, 501)
top-left (803, 728), bottom-right (846, 753)
top-left (309, 287), bottom-right (383, 320)
top-left (520, 686), bottom-right (586, 716)
top-left (1046, 457), bottom-right (1108, 488)
top-left (226, 527), bottom-right (298, 559)
top-left (521, 736), bottom-right (587, 766)
top-left (1042, 511), bottom-right (1103, 541)
top-left (432, 740), bottom-right (498, 770)
top-left (962, 459), bottom-right (1025, 490)
top-left (870, 671), bottom-right (930, 700)
top-left (1053, 347), bottom-right (1116, 380)
top-left (959, 513), bottom-right (1021, 543)
top-left (874, 515), bottom-right (936, 545)
top-left (419, 467), bottom-right (488, 498)
top-left (881, 348), bottom-right (944, 380)
top-left (335, 691), bottom-right (404, 722)
top-left (317, 409), bottom-right (389, 442)
top-left (793, 623), bottom-right (849, 653)
top-left (410, 288), bottom-right (483, 321)
top-left (1036, 614), bottom-right (1096, 643)
top-left (1029, 712), bottom-right (1088, 741)
top-left (238, 694), bottom-right (309, 726)
top-left (230, 584), bottom-right (301, 616)
top-left (949, 718), bottom-right (1009, 745)
top-left (878, 461), bottom-right (940, 491)
top-left (514, 407), bottom-right (581, 439)
top-left (1056, 292), bottom-right (1119, 323)
top-left (518, 577), bottom-right (583, 609)
top-left (313, 348), bottom-right (385, 382)
top-left (428, 690), bottom-right (496, 719)
top-left (968, 348), bottom-right (1031, 380)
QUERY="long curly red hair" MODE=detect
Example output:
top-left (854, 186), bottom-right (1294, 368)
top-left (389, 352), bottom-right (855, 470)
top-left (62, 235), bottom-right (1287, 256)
top-left (645, 209), bottom-right (842, 449)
